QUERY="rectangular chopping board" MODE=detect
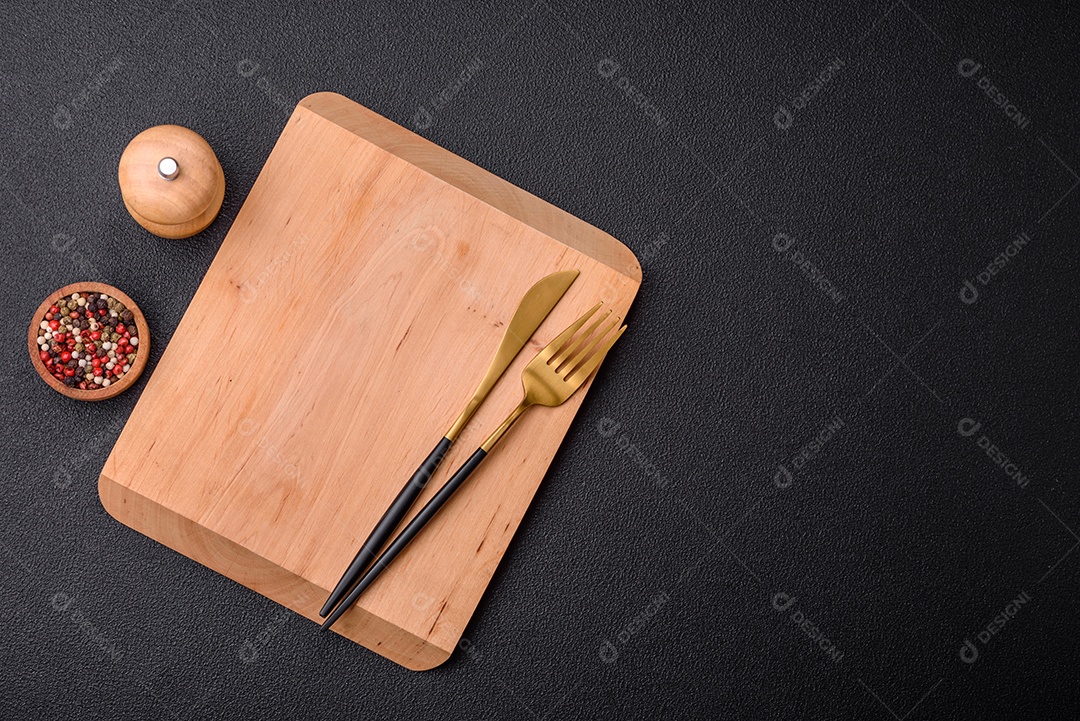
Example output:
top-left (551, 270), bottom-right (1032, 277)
top-left (99, 92), bottom-right (641, 670)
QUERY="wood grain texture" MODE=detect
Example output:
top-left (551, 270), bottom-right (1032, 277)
top-left (99, 92), bottom-right (641, 669)
top-left (118, 124), bottom-right (225, 239)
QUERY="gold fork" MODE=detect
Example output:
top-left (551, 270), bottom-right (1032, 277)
top-left (322, 302), bottom-right (626, 630)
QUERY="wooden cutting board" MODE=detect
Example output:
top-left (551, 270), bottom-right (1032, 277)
top-left (99, 92), bottom-right (641, 670)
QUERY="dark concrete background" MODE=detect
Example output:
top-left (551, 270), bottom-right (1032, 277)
top-left (2, 1), bottom-right (1078, 718)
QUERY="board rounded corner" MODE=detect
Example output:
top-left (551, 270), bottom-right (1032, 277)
top-left (97, 469), bottom-right (125, 523)
top-left (604, 237), bottom-right (643, 284)
top-left (401, 645), bottom-right (454, 672)
top-left (297, 90), bottom-right (349, 111)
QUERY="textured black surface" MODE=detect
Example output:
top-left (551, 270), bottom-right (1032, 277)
top-left (2, 1), bottom-right (1078, 718)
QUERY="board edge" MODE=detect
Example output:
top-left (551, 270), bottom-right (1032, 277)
top-left (294, 91), bottom-right (642, 286)
top-left (97, 469), bottom-right (454, 671)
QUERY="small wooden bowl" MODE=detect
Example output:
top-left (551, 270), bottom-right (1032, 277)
top-left (28, 282), bottom-right (150, 401)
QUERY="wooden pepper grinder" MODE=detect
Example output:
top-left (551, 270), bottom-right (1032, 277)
top-left (118, 125), bottom-right (225, 239)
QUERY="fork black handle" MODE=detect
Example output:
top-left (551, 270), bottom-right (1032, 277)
top-left (321, 447), bottom-right (488, 630)
top-left (319, 437), bottom-right (453, 618)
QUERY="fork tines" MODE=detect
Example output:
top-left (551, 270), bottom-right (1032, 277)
top-left (545, 302), bottom-right (626, 382)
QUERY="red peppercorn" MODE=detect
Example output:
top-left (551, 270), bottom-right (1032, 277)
top-left (35, 291), bottom-right (140, 394)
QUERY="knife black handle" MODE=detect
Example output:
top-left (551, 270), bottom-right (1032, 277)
top-left (321, 447), bottom-right (488, 630)
top-left (319, 436), bottom-right (453, 618)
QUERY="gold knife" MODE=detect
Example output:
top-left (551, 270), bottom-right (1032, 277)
top-left (320, 268), bottom-right (579, 617)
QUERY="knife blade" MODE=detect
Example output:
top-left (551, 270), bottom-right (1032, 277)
top-left (319, 268), bottom-right (579, 619)
top-left (444, 268), bottom-right (579, 441)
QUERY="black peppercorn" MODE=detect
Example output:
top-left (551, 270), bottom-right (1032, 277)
top-left (36, 289), bottom-right (140, 392)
